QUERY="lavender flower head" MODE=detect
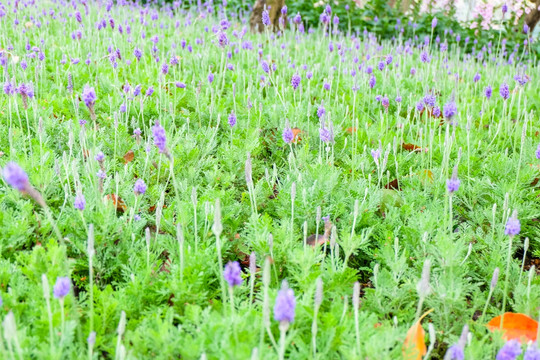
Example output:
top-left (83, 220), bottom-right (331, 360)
top-left (3, 162), bottom-right (29, 191)
top-left (524, 344), bottom-right (540, 360)
top-left (431, 17), bottom-right (437, 29)
top-left (371, 148), bottom-right (381, 165)
top-left (152, 121), bottom-right (168, 155)
top-left (443, 100), bottom-right (457, 119)
top-left (282, 120), bottom-right (294, 144)
top-left (485, 85), bottom-right (493, 99)
top-left (496, 340), bottom-right (522, 360)
top-left (473, 72), bottom-right (481, 83)
top-left (222, 109), bottom-right (235, 128)
top-left (368, 75), bottom-right (376, 89)
top-left (536, 143), bottom-right (540, 160)
top-left (274, 281), bottom-right (296, 323)
top-left (505, 210), bottom-right (520, 236)
top-left (291, 74), bottom-right (301, 90)
top-left (95, 152), bottom-right (105, 162)
top-left (447, 166), bottom-right (460, 193)
top-left (500, 82), bottom-right (510, 100)
top-left (491, 267), bottom-right (500, 289)
top-left (223, 261), bottom-right (243, 287)
top-left (262, 9), bottom-right (270, 26)
top-left (82, 85), bottom-right (96, 108)
top-left (319, 121), bottom-right (334, 143)
top-left (74, 193), bottom-right (86, 211)
top-left (134, 179), bottom-right (147, 195)
top-left (53, 277), bottom-right (71, 299)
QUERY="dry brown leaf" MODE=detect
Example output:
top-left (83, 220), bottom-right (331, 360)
top-left (123, 150), bottom-right (135, 164)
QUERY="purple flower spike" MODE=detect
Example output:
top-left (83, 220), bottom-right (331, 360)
top-left (447, 166), bottom-right (460, 193)
top-left (152, 121), bottom-right (168, 155)
top-left (223, 261), bottom-right (243, 287)
top-left (505, 210), bottom-right (520, 236)
top-left (74, 193), bottom-right (86, 211)
top-left (3, 162), bottom-right (29, 191)
top-left (443, 100), bottom-right (457, 119)
top-left (134, 179), bottom-right (147, 195)
top-left (496, 340), bottom-right (522, 360)
top-left (228, 111), bottom-right (237, 127)
top-left (536, 144), bottom-right (540, 160)
top-left (274, 281), bottom-right (296, 323)
top-left (500, 83), bottom-right (510, 100)
top-left (282, 120), bottom-right (294, 144)
top-left (82, 85), bottom-right (96, 108)
top-left (524, 344), bottom-right (540, 360)
top-left (291, 74), bottom-right (301, 90)
top-left (262, 9), bottom-right (270, 26)
top-left (53, 277), bottom-right (71, 299)
top-left (485, 86), bottom-right (493, 99)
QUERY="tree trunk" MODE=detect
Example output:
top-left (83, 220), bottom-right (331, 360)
top-left (525, 0), bottom-right (540, 34)
top-left (249, 0), bottom-right (285, 33)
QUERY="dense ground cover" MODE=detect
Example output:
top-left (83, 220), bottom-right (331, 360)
top-left (1, 0), bottom-right (540, 359)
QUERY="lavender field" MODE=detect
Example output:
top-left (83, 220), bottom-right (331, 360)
top-left (1, 0), bottom-right (540, 359)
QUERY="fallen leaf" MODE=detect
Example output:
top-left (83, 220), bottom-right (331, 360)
top-left (123, 150), bottom-right (135, 164)
top-left (104, 194), bottom-right (127, 212)
top-left (402, 309), bottom-right (433, 360)
top-left (486, 313), bottom-right (538, 343)
top-left (418, 170), bottom-right (434, 185)
top-left (292, 128), bottom-right (302, 143)
top-left (402, 143), bottom-right (427, 152)
top-left (384, 179), bottom-right (400, 190)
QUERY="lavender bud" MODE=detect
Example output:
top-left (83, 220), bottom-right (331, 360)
top-left (417, 259), bottom-right (431, 297)
top-left (491, 267), bottom-right (500, 289)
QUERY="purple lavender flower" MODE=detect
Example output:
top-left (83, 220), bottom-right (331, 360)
top-left (87, 331), bottom-right (96, 346)
top-left (134, 179), bottom-right (147, 195)
top-left (293, 13), bottom-right (301, 25)
top-left (505, 211), bottom-right (520, 236)
top-left (208, 72), bottom-right (214, 83)
top-left (2, 162), bottom-right (29, 191)
top-left (317, 105), bottom-right (325, 118)
top-left (228, 111), bottom-right (237, 127)
top-left (96, 170), bottom-right (106, 179)
top-left (95, 152), bottom-right (105, 162)
top-left (134, 214), bottom-right (141, 221)
top-left (423, 94), bottom-right (436, 108)
top-left (381, 96), bottom-right (389, 109)
top-left (502, 3), bottom-right (508, 14)
top-left (161, 63), bottom-right (169, 75)
top-left (473, 73), bottom-right (481, 83)
top-left (395, 96), bottom-right (402, 103)
top-left (134, 48), bottom-right (142, 61)
top-left (416, 101), bottom-right (424, 112)
top-left (443, 101), bottom-right (457, 119)
top-left (152, 121), bottom-right (168, 154)
top-left (134, 85), bottom-right (142, 97)
top-left (146, 87), bottom-right (154, 97)
top-left (485, 86), bottom-right (493, 99)
top-left (218, 32), bottom-right (228, 47)
top-left (176, 82), bottom-right (186, 88)
top-left (3, 81), bottom-right (15, 95)
top-left (536, 144), bottom-right (540, 160)
top-left (524, 344), bottom-right (540, 360)
top-left (500, 83), bottom-right (510, 100)
top-left (378, 61), bottom-right (385, 71)
top-left (53, 277), bottom-right (71, 299)
top-left (523, 24), bottom-right (529, 34)
top-left (319, 122), bottom-right (334, 143)
top-left (496, 340), bottom-right (522, 360)
top-left (368, 75), bottom-right (376, 89)
top-left (291, 74), bottom-right (301, 90)
top-left (223, 261), bottom-right (243, 287)
top-left (281, 5), bottom-right (288, 15)
top-left (431, 17), bottom-right (437, 29)
top-left (74, 193), bottom-right (86, 211)
top-left (282, 122), bottom-right (294, 144)
top-left (445, 345), bottom-right (464, 360)
top-left (420, 51), bottom-right (430, 63)
top-left (262, 9), bottom-right (270, 26)
top-left (433, 106), bottom-right (441, 117)
top-left (410, 67), bottom-right (417, 75)
top-left (447, 166), bottom-right (460, 193)
top-left (274, 281), bottom-right (296, 323)
top-left (82, 85), bottom-right (96, 113)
